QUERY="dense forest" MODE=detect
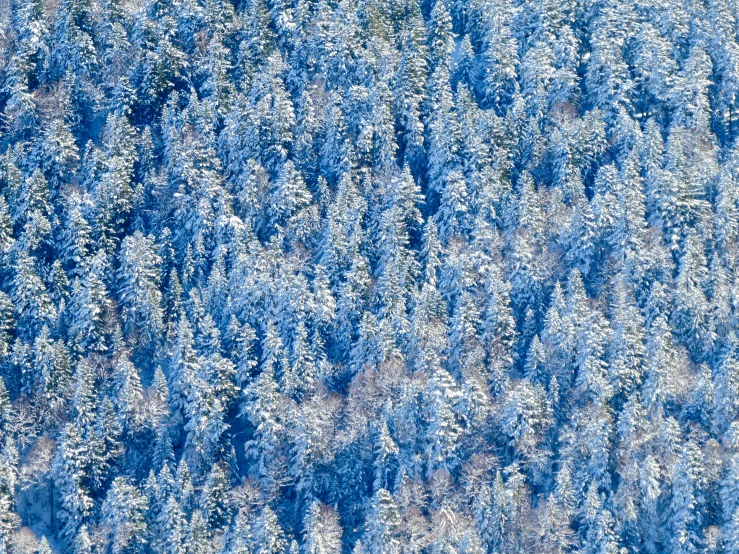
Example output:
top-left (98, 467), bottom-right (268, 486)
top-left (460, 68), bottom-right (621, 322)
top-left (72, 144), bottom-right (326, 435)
top-left (2, 0), bottom-right (739, 552)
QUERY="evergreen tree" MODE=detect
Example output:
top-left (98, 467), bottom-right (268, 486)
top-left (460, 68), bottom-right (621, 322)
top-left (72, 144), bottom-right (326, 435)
top-left (53, 423), bottom-right (94, 539)
top-left (672, 233), bottom-right (715, 359)
top-left (102, 477), bottom-right (149, 554)
top-left (117, 231), bottom-right (164, 344)
top-left (255, 506), bottom-right (288, 554)
top-left (363, 489), bottom-right (402, 554)
top-left (302, 501), bottom-right (342, 554)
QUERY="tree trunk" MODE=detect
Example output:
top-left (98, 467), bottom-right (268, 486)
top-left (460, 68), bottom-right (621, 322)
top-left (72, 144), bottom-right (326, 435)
top-left (49, 480), bottom-right (54, 532)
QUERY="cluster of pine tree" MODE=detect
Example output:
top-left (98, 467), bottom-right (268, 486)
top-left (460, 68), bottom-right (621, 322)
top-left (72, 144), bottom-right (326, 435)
top-left (2, 0), bottom-right (739, 552)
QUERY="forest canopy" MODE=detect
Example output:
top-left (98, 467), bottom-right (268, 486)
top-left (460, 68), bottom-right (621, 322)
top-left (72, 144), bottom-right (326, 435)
top-left (1, 0), bottom-right (739, 552)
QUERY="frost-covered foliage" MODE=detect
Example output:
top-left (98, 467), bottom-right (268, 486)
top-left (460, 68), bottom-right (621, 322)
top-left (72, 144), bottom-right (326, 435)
top-left (1, 0), bottom-right (739, 552)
